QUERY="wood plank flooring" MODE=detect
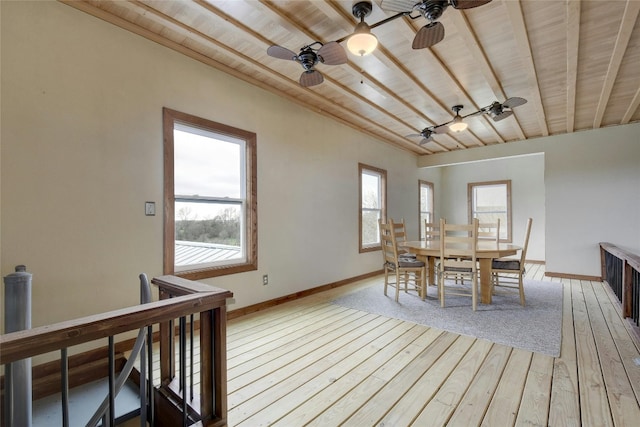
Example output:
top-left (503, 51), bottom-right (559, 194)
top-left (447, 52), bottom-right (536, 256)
top-left (142, 264), bottom-right (640, 426)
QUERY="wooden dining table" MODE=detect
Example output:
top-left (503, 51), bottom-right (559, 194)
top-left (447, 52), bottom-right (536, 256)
top-left (398, 240), bottom-right (522, 304)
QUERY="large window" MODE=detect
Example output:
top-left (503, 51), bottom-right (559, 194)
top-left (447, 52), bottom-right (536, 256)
top-left (468, 180), bottom-right (512, 242)
top-left (359, 163), bottom-right (387, 252)
top-left (163, 108), bottom-right (257, 279)
top-left (419, 180), bottom-right (434, 239)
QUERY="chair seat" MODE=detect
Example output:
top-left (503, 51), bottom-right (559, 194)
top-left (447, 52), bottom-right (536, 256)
top-left (387, 258), bottom-right (425, 269)
top-left (399, 252), bottom-right (417, 259)
top-left (492, 259), bottom-right (521, 270)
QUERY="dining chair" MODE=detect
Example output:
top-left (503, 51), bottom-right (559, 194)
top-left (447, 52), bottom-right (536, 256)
top-left (478, 218), bottom-right (500, 243)
top-left (423, 220), bottom-right (441, 284)
top-left (423, 220), bottom-right (440, 240)
top-left (379, 219), bottom-right (427, 301)
top-left (491, 218), bottom-right (533, 306)
top-left (438, 218), bottom-right (480, 310)
top-left (392, 218), bottom-right (416, 259)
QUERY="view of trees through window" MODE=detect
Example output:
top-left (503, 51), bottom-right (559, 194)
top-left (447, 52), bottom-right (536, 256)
top-left (175, 204), bottom-right (240, 246)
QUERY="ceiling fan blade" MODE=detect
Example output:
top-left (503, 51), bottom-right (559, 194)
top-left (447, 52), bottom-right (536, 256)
top-left (503, 96), bottom-right (527, 109)
top-left (299, 70), bottom-right (323, 87)
top-left (317, 41), bottom-right (348, 65)
top-left (379, 0), bottom-right (417, 13)
top-left (419, 137), bottom-right (432, 146)
top-left (492, 110), bottom-right (513, 122)
top-left (405, 133), bottom-right (423, 139)
top-left (412, 22), bottom-right (445, 49)
top-left (267, 45), bottom-right (297, 61)
top-left (450, 0), bottom-right (492, 10)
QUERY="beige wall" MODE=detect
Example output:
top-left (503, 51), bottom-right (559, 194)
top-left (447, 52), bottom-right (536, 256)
top-left (0, 1), bottom-right (420, 328)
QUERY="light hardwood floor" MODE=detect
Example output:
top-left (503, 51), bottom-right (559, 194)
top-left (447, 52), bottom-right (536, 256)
top-left (221, 264), bottom-right (640, 426)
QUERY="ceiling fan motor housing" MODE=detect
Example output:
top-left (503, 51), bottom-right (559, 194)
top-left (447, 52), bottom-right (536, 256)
top-left (418, 0), bottom-right (449, 21)
top-left (352, 1), bottom-right (373, 19)
top-left (298, 49), bottom-right (318, 70)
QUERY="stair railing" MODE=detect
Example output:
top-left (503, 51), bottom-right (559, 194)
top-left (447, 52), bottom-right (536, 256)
top-left (600, 242), bottom-right (640, 343)
top-left (0, 275), bottom-right (232, 427)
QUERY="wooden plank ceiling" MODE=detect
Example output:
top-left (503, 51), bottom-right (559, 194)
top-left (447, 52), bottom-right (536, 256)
top-left (63, 0), bottom-right (640, 155)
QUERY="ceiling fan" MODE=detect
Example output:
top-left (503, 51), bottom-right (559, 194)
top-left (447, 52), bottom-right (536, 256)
top-left (266, 41), bottom-right (348, 87)
top-left (380, 0), bottom-right (493, 49)
top-left (407, 97), bottom-right (527, 145)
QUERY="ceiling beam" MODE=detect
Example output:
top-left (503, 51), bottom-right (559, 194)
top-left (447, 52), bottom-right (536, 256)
top-left (566, 0), bottom-right (580, 133)
top-left (252, 0), bottom-right (443, 150)
top-left (593, 0), bottom-right (640, 128)
top-left (445, 11), bottom-right (526, 141)
top-left (503, 0), bottom-right (549, 137)
top-left (312, 0), bottom-right (470, 149)
top-left (622, 87), bottom-right (640, 124)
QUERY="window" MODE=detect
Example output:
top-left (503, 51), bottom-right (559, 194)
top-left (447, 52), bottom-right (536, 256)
top-left (163, 108), bottom-right (257, 279)
top-left (359, 163), bottom-right (387, 252)
top-left (419, 180), bottom-right (434, 239)
top-left (468, 180), bottom-right (512, 242)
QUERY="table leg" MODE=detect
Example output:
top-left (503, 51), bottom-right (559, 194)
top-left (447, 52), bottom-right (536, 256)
top-left (427, 256), bottom-right (435, 286)
top-left (479, 258), bottom-right (493, 304)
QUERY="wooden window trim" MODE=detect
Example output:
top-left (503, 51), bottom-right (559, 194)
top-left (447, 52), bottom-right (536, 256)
top-left (359, 163), bottom-right (387, 253)
top-left (467, 179), bottom-right (512, 243)
top-left (418, 180), bottom-right (434, 239)
top-left (163, 107), bottom-right (257, 279)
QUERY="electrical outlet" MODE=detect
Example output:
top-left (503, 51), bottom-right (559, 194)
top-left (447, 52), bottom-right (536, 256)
top-left (262, 274), bottom-right (268, 286)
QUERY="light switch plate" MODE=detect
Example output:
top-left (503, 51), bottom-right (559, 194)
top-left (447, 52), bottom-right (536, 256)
top-left (145, 201), bottom-right (155, 216)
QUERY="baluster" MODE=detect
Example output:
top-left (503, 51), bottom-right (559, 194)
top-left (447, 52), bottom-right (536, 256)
top-left (190, 314), bottom-right (194, 401)
top-left (61, 348), bottom-right (69, 427)
top-left (147, 325), bottom-right (155, 426)
top-left (108, 336), bottom-right (115, 426)
top-left (180, 316), bottom-right (187, 426)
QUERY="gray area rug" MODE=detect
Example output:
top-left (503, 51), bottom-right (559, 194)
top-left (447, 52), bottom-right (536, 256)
top-left (332, 279), bottom-right (563, 357)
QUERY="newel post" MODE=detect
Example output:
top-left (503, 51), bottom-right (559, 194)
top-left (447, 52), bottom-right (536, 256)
top-left (3, 265), bottom-right (33, 427)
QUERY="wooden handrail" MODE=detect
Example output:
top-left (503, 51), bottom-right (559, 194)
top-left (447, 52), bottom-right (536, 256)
top-left (600, 242), bottom-right (640, 272)
top-left (1, 275), bottom-right (233, 426)
top-left (600, 242), bottom-right (640, 345)
top-left (0, 290), bottom-right (230, 364)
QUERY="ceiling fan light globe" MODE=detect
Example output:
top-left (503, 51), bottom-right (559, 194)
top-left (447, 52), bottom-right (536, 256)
top-left (347, 22), bottom-right (378, 56)
top-left (449, 117), bottom-right (468, 132)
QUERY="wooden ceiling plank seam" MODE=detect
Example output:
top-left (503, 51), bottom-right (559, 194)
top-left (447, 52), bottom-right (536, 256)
top-left (566, 0), bottom-right (580, 133)
top-left (621, 86), bottom-right (640, 124)
top-left (69, 0), bottom-right (422, 154)
top-left (447, 11), bottom-right (519, 142)
top-left (592, 0), bottom-right (640, 128)
top-left (190, 0), bottom-right (428, 152)
top-left (503, 0), bottom-right (549, 137)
